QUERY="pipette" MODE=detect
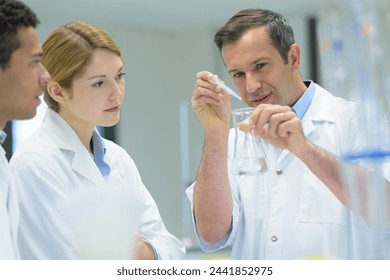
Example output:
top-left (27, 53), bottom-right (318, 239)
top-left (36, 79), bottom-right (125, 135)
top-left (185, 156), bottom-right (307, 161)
top-left (212, 77), bottom-right (242, 100)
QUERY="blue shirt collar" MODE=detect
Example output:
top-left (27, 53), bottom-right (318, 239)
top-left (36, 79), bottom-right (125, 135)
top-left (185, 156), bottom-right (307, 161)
top-left (91, 130), bottom-right (111, 180)
top-left (291, 81), bottom-right (315, 119)
top-left (0, 130), bottom-right (7, 145)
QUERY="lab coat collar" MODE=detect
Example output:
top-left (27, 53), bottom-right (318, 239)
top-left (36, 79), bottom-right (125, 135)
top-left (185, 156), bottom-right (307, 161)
top-left (302, 83), bottom-right (336, 124)
top-left (41, 109), bottom-right (107, 186)
top-left (0, 144), bottom-right (5, 158)
top-left (301, 84), bottom-right (339, 138)
top-left (0, 130), bottom-right (7, 145)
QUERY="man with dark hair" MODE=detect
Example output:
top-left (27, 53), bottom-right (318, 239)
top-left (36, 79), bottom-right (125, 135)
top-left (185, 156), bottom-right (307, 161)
top-left (187, 8), bottom-right (390, 259)
top-left (0, 0), bottom-right (50, 259)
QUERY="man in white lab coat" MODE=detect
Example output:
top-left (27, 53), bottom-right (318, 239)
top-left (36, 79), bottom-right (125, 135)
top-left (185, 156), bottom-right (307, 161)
top-left (0, 0), bottom-right (51, 259)
top-left (187, 8), bottom-right (390, 259)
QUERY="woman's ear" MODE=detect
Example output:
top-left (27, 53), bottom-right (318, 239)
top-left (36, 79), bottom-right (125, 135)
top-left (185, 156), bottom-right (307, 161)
top-left (47, 81), bottom-right (66, 103)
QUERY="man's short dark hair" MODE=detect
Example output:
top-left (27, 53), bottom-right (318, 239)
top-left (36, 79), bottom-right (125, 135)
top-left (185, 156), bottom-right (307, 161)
top-left (0, 0), bottom-right (40, 69)
top-left (214, 8), bottom-right (295, 64)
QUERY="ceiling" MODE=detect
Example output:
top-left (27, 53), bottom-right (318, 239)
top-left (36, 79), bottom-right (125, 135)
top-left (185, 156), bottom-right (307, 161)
top-left (23, 0), bottom-right (331, 33)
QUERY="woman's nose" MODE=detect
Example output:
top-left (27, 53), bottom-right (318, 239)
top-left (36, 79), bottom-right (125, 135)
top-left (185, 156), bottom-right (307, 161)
top-left (110, 81), bottom-right (124, 99)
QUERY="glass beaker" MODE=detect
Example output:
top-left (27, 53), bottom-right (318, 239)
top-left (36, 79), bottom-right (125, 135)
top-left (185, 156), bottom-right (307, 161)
top-left (231, 107), bottom-right (268, 175)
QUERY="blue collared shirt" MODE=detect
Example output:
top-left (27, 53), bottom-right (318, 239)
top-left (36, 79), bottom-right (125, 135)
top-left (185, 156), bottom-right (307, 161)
top-left (91, 130), bottom-right (111, 180)
top-left (0, 130), bottom-right (7, 145)
top-left (291, 81), bottom-right (315, 120)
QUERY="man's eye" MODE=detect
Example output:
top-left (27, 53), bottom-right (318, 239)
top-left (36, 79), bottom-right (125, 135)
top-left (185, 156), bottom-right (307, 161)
top-left (256, 63), bottom-right (267, 69)
top-left (31, 60), bottom-right (40, 67)
top-left (233, 72), bottom-right (243, 78)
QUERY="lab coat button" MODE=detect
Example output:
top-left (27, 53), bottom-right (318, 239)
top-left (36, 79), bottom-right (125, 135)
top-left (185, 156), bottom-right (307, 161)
top-left (276, 168), bottom-right (283, 175)
top-left (271, 235), bottom-right (278, 242)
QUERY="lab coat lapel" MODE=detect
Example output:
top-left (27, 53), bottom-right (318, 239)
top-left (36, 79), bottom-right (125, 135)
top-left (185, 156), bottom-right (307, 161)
top-left (42, 110), bottom-right (106, 186)
top-left (69, 144), bottom-right (106, 186)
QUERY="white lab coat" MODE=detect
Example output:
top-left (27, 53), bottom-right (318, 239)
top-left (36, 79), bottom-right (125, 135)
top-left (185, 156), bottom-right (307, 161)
top-left (187, 83), bottom-right (390, 259)
top-left (10, 109), bottom-right (185, 259)
top-left (0, 145), bottom-right (20, 259)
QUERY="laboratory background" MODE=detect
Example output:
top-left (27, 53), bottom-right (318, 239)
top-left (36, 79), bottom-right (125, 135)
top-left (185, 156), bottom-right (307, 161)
top-left (5, 0), bottom-right (389, 259)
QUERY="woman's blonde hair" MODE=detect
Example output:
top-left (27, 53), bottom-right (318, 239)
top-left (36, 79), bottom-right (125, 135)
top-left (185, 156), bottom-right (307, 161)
top-left (41, 21), bottom-right (121, 111)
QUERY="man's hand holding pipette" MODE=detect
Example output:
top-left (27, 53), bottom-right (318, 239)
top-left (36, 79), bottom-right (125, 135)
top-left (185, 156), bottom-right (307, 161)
top-left (192, 71), bottom-right (236, 133)
top-left (211, 78), bottom-right (242, 101)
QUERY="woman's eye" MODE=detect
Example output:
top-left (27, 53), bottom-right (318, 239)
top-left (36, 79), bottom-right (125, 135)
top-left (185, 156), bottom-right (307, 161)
top-left (116, 72), bottom-right (126, 80)
top-left (93, 81), bottom-right (104, 88)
